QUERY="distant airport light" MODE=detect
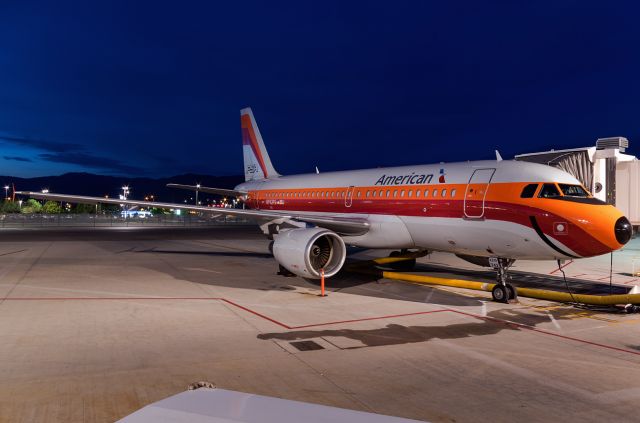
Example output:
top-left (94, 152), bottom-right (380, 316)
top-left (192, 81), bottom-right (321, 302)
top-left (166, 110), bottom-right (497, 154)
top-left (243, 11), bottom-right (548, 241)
top-left (18, 199), bottom-right (22, 209)
top-left (41, 189), bottom-right (49, 194)
top-left (3, 185), bottom-right (8, 200)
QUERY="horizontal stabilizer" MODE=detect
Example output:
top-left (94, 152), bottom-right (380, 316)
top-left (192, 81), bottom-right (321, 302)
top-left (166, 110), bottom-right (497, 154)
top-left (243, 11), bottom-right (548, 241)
top-left (166, 184), bottom-right (246, 197)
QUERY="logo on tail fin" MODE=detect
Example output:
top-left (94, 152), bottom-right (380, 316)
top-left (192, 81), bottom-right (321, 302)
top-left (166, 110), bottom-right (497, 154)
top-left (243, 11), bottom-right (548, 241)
top-left (240, 108), bottom-right (280, 181)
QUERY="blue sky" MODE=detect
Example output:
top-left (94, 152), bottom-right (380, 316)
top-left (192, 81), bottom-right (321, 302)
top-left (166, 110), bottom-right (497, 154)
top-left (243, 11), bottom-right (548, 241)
top-left (1, 1), bottom-right (639, 177)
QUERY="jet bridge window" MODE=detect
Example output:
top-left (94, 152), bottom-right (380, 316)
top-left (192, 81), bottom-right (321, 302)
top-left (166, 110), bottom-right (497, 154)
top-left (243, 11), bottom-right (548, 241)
top-left (538, 183), bottom-right (561, 198)
top-left (559, 184), bottom-right (589, 197)
top-left (520, 184), bottom-right (538, 198)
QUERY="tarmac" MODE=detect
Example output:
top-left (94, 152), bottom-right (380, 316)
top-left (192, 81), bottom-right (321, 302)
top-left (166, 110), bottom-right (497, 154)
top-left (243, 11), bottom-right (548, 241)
top-left (0, 226), bottom-right (639, 422)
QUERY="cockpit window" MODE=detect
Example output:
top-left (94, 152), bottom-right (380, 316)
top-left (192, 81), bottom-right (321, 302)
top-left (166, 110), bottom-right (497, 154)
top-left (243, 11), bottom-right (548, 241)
top-left (558, 184), bottom-right (589, 197)
top-left (538, 183), bottom-right (561, 198)
top-left (520, 184), bottom-right (538, 198)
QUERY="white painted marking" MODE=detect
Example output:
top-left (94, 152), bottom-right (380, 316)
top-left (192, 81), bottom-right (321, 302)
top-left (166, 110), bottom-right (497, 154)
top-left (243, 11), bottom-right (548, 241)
top-left (546, 311), bottom-right (562, 331)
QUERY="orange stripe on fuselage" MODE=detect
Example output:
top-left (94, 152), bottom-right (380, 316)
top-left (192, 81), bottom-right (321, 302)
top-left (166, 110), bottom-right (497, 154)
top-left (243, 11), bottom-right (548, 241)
top-left (245, 181), bottom-right (624, 257)
top-left (241, 114), bottom-right (269, 178)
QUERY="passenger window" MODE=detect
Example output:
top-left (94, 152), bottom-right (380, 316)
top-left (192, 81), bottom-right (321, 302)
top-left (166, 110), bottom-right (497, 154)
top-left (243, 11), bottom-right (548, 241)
top-left (451, 189), bottom-right (456, 197)
top-left (357, 191), bottom-right (361, 198)
top-left (416, 190), bottom-right (421, 197)
top-left (386, 190), bottom-right (390, 197)
top-left (379, 190), bottom-right (384, 197)
top-left (400, 190), bottom-right (405, 197)
top-left (424, 189), bottom-right (429, 197)
top-left (372, 190), bottom-right (377, 197)
top-left (539, 184), bottom-right (561, 198)
top-left (393, 190), bottom-right (398, 197)
top-left (433, 189), bottom-right (438, 197)
top-left (442, 189), bottom-right (447, 197)
top-left (520, 184), bottom-right (538, 198)
top-left (408, 190), bottom-right (413, 197)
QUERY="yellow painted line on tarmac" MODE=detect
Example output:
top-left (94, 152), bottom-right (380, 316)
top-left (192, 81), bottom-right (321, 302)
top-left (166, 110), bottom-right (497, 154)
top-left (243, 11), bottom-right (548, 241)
top-left (377, 270), bottom-right (640, 306)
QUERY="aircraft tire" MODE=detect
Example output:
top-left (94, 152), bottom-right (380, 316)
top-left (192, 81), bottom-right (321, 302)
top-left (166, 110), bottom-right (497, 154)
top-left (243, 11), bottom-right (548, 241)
top-left (491, 285), bottom-right (509, 303)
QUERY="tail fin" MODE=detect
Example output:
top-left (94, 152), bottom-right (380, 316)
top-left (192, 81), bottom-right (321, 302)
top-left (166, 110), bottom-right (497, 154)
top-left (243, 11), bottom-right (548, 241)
top-left (241, 107), bottom-right (280, 181)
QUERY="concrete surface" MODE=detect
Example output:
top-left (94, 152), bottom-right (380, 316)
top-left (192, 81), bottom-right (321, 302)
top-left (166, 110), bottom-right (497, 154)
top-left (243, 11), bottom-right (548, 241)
top-left (0, 227), bottom-right (639, 422)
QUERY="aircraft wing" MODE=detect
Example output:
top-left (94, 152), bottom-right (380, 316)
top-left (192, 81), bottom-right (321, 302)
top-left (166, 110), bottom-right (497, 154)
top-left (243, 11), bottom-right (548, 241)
top-left (166, 183), bottom-right (247, 197)
top-left (15, 191), bottom-right (369, 236)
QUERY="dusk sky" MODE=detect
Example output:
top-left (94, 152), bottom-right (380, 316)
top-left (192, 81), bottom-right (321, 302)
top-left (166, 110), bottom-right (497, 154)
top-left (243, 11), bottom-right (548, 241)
top-left (1, 1), bottom-right (639, 178)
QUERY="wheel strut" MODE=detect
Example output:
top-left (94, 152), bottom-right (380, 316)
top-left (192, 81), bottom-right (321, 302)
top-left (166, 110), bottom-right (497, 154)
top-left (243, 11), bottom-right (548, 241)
top-left (489, 257), bottom-right (518, 303)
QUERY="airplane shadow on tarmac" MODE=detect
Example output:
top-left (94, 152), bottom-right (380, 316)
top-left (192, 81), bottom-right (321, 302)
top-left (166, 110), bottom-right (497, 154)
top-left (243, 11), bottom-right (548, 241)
top-left (134, 249), bottom-right (487, 306)
top-left (257, 308), bottom-right (575, 348)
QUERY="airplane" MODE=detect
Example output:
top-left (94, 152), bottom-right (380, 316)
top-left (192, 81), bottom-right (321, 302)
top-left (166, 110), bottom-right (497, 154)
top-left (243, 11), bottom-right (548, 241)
top-left (18, 107), bottom-right (633, 303)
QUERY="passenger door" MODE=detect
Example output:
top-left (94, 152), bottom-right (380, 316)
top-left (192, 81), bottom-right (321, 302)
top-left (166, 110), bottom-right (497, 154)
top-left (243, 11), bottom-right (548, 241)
top-left (345, 186), bottom-right (355, 208)
top-left (464, 168), bottom-right (495, 218)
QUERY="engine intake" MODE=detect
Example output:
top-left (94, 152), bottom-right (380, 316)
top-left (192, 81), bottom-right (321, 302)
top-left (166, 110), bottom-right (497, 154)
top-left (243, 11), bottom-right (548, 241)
top-left (272, 228), bottom-right (346, 279)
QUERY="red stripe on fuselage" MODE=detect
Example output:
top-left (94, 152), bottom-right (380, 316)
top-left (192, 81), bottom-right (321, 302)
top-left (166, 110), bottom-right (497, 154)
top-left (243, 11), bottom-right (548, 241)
top-left (249, 194), bottom-right (609, 258)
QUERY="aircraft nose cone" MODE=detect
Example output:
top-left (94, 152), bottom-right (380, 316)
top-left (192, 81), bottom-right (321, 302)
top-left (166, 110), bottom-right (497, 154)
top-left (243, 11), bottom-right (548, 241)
top-left (614, 216), bottom-right (633, 245)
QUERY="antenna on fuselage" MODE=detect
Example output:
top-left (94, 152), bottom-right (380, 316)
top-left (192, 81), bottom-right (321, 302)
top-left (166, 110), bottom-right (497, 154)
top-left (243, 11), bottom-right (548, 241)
top-left (315, 166), bottom-right (320, 174)
top-left (495, 150), bottom-right (503, 162)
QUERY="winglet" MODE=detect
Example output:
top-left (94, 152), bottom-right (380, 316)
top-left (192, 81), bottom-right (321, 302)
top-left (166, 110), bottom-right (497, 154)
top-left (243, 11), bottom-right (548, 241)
top-left (495, 150), bottom-right (503, 162)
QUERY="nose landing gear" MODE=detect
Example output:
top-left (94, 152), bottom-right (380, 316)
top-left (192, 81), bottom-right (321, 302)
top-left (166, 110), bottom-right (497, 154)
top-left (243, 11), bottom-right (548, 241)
top-left (489, 257), bottom-right (518, 303)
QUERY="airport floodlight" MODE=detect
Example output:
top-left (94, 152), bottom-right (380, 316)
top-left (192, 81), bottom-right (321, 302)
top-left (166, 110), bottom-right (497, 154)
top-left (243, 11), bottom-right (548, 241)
top-left (3, 185), bottom-right (8, 200)
top-left (18, 199), bottom-right (22, 208)
top-left (41, 189), bottom-right (49, 194)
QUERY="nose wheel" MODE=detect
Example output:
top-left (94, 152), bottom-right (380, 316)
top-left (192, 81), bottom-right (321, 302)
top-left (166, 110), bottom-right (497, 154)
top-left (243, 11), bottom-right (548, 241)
top-left (489, 257), bottom-right (518, 303)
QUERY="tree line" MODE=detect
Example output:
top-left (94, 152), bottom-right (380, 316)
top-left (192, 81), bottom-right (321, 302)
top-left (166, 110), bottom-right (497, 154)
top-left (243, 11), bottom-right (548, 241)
top-left (0, 200), bottom-right (123, 214)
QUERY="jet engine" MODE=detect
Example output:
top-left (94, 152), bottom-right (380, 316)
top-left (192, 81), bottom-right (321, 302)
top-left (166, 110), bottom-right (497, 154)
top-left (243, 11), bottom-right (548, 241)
top-left (272, 228), bottom-right (346, 279)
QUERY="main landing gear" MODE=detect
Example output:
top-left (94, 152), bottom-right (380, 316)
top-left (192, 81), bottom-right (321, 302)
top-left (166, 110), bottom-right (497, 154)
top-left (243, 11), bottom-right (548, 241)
top-left (489, 257), bottom-right (518, 303)
top-left (387, 250), bottom-right (417, 271)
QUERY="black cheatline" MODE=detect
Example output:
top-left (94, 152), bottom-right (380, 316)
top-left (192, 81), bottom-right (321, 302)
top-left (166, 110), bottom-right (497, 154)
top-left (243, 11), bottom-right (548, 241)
top-left (529, 216), bottom-right (579, 259)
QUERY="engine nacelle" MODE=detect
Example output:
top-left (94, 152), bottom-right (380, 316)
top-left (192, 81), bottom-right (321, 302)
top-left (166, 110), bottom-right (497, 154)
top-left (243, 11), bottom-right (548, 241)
top-left (272, 228), bottom-right (346, 279)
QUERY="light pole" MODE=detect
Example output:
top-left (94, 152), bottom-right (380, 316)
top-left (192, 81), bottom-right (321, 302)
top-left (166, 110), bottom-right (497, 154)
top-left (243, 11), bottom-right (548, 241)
top-left (3, 185), bottom-right (8, 201)
top-left (18, 199), bottom-right (22, 210)
top-left (122, 186), bottom-right (130, 217)
top-left (40, 189), bottom-right (49, 206)
top-left (195, 183), bottom-right (200, 206)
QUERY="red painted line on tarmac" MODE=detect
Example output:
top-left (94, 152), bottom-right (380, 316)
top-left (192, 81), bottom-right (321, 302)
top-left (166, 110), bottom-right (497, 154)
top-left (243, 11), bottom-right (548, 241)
top-left (549, 259), bottom-right (573, 274)
top-left (1, 297), bottom-right (223, 301)
top-left (3, 296), bottom-right (639, 357)
top-left (449, 309), bottom-right (640, 357)
top-left (219, 298), bottom-right (292, 329)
